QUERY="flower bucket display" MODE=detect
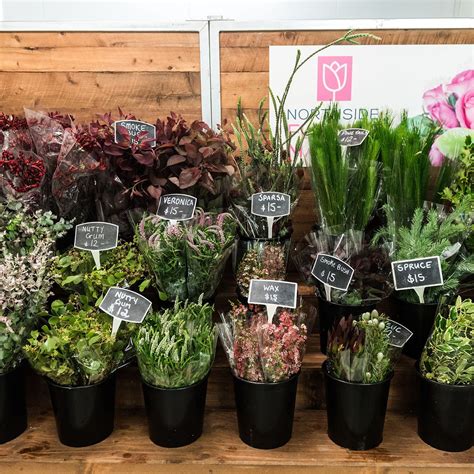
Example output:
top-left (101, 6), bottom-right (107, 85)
top-left (417, 297), bottom-right (474, 452)
top-left (134, 299), bottom-right (216, 447)
top-left (218, 303), bottom-right (313, 449)
top-left (0, 366), bottom-right (27, 444)
top-left (323, 311), bottom-right (408, 450)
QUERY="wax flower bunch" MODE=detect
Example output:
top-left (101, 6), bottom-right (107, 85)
top-left (218, 303), bottom-right (312, 383)
top-left (327, 310), bottom-right (394, 383)
top-left (235, 244), bottom-right (287, 298)
top-left (137, 209), bottom-right (236, 301)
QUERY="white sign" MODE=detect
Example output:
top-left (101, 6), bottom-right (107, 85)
top-left (269, 44), bottom-right (473, 162)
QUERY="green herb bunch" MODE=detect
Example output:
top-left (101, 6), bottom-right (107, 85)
top-left (327, 310), bottom-right (392, 383)
top-left (308, 105), bottom-right (381, 233)
top-left (134, 298), bottom-right (216, 388)
top-left (374, 112), bottom-right (437, 230)
top-left (137, 209), bottom-right (236, 301)
top-left (420, 297), bottom-right (473, 385)
top-left (373, 203), bottom-right (473, 304)
top-left (53, 240), bottom-right (151, 306)
top-left (231, 31), bottom-right (380, 239)
top-left (24, 298), bottom-right (135, 386)
top-left (0, 199), bottom-right (71, 257)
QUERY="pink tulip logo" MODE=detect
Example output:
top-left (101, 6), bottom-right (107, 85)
top-left (317, 56), bottom-right (353, 101)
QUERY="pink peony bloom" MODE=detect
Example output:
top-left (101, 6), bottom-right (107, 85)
top-left (423, 84), bottom-right (459, 128)
top-left (429, 141), bottom-right (445, 167)
top-left (446, 69), bottom-right (474, 101)
top-left (455, 90), bottom-right (474, 129)
top-left (451, 69), bottom-right (474, 85)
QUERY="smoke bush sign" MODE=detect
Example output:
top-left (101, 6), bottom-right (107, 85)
top-left (338, 128), bottom-right (369, 146)
top-left (100, 287), bottom-right (152, 337)
top-left (74, 222), bottom-right (119, 270)
top-left (114, 120), bottom-right (156, 147)
top-left (251, 192), bottom-right (291, 238)
top-left (248, 279), bottom-right (297, 323)
top-left (311, 253), bottom-right (354, 302)
top-left (157, 193), bottom-right (197, 223)
top-left (391, 256), bottom-right (443, 304)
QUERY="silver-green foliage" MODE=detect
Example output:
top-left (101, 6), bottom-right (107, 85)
top-left (134, 299), bottom-right (216, 388)
top-left (420, 297), bottom-right (474, 385)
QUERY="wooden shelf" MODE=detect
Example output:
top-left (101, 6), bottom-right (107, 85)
top-left (2, 408), bottom-right (472, 473)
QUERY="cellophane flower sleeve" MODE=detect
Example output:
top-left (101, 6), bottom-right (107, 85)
top-left (218, 303), bottom-right (315, 383)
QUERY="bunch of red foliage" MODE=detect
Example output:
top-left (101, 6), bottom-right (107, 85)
top-left (0, 113), bottom-right (34, 152)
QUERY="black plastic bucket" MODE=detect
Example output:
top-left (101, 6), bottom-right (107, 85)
top-left (416, 366), bottom-right (474, 452)
top-left (323, 361), bottom-right (393, 450)
top-left (233, 372), bottom-right (299, 449)
top-left (318, 298), bottom-right (376, 354)
top-left (47, 374), bottom-right (116, 447)
top-left (142, 374), bottom-right (209, 447)
top-left (394, 298), bottom-right (437, 359)
top-left (0, 366), bottom-right (27, 444)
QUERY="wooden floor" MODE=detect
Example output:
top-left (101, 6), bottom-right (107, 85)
top-left (1, 408), bottom-right (473, 473)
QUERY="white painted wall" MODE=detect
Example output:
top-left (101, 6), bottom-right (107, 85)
top-left (1, 0), bottom-right (472, 22)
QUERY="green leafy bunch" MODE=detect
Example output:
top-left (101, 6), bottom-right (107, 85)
top-left (0, 199), bottom-right (72, 257)
top-left (374, 112), bottom-right (438, 230)
top-left (134, 298), bottom-right (216, 388)
top-left (53, 240), bottom-right (151, 306)
top-left (137, 209), bottom-right (236, 301)
top-left (308, 105), bottom-right (381, 233)
top-left (231, 30), bottom-right (380, 238)
top-left (420, 297), bottom-right (473, 385)
top-left (24, 298), bottom-right (135, 386)
top-left (373, 202), bottom-right (473, 303)
top-left (327, 310), bottom-right (392, 383)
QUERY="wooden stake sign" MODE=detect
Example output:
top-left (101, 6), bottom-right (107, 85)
top-left (338, 128), bottom-right (369, 147)
top-left (250, 192), bottom-right (291, 238)
top-left (74, 222), bottom-right (119, 270)
top-left (99, 287), bottom-right (152, 337)
top-left (311, 253), bottom-right (354, 302)
top-left (113, 120), bottom-right (156, 147)
top-left (157, 193), bottom-right (197, 226)
top-left (248, 279), bottom-right (298, 324)
top-left (391, 256), bottom-right (443, 304)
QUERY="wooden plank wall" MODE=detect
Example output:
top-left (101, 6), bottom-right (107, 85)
top-left (219, 29), bottom-right (474, 240)
top-left (0, 32), bottom-right (202, 122)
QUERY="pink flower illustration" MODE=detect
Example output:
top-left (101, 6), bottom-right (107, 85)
top-left (423, 85), bottom-right (459, 129)
top-left (455, 90), bottom-right (474, 129)
top-left (429, 140), bottom-right (445, 167)
top-left (317, 56), bottom-right (352, 101)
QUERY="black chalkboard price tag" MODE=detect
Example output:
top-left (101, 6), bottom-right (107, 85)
top-left (248, 279), bottom-right (298, 323)
top-left (391, 256), bottom-right (443, 303)
top-left (385, 320), bottom-right (413, 348)
top-left (157, 193), bottom-right (197, 224)
top-left (113, 120), bottom-right (156, 147)
top-left (74, 221), bottom-right (119, 270)
top-left (250, 192), bottom-right (291, 239)
top-left (311, 253), bottom-right (354, 301)
top-left (338, 128), bottom-right (369, 147)
top-left (99, 287), bottom-right (152, 337)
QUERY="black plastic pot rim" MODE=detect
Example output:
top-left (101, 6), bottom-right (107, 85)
top-left (316, 295), bottom-right (383, 308)
top-left (141, 372), bottom-right (210, 392)
top-left (45, 373), bottom-right (115, 391)
top-left (0, 364), bottom-right (22, 377)
top-left (232, 371), bottom-right (300, 386)
top-left (322, 361), bottom-right (394, 387)
top-left (415, 362), bottom-right (473, 390)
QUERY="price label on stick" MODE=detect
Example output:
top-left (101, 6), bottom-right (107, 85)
top-left (113, 120), bottom-right (156, 147)
top-left (385, 320), bottom-right (413, 348)
top-left (157, 193), bottom-right (197, 225)
top-left (338, 128), bottom-right (369, 147)
top-left (391, 256), bottom-right (443, 304)
top-left (248, 279), bottom-right (297, 324)
top-left (99, 287), bottom-right (152, 337)
top-left (250, 192), bottom-right (291, 239)
top-left (311, 253), bottom-right (354, 302)
top-left (74, 222), bottom-right (119, 270)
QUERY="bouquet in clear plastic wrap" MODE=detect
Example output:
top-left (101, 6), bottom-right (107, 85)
top-left (137, 209), bottom-right (236, 301)
top-left (0, 113), bottom-right (33, 153)
top-left (293, 228), bottom-right (392, 306)
top-left (218, 302), bottom-right (314, 382)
